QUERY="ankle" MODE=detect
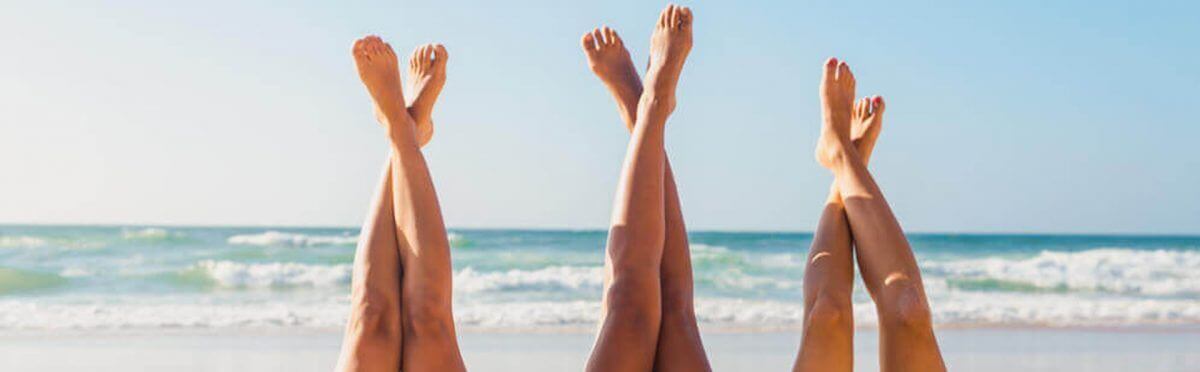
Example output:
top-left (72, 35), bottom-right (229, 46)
top-left (638, 90), bottom-right (676, 115)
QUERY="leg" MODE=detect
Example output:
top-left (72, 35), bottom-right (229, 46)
top-left (793, 97), bottom-right (883, 372)
top-left (336, 42), bottom-right (449, 372)
top-left (815, 59), bottom-right (946, 372)
top-left (582, 24), bottom-right (710, 371)
top-left (336, 162), bottom-right (403, 372)
top-left (586, 5), bottom-right (693, 371)
top-left (353, 36), bottom-right (466, 372)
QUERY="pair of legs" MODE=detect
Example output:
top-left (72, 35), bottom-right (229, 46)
top-left (336, 37), bottom-right (466, 372)
top-left (583, 5), bottom-right (710, 371)
top-left (793, 60), bottom-right (946, 371)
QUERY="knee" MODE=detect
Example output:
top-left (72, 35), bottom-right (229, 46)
top-left (350, 302), bottom-right (401, 337)
top-left (805, 294), bottom-right (853, 331)
top-left (404, 303), bottom-right (457, 337)
top-left (877, 284), bottom-right (933, 329)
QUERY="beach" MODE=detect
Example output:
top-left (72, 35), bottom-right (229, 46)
top-left (2, 226), bottom-right (1199, 370)
top-left (2, 328), bottom-right (1197, 371)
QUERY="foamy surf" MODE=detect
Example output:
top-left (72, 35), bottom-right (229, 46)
top-left (0, 226), bottom-right (1197, 330)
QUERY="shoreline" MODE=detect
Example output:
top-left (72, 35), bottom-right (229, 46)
top-left (1, 328), bottom-right (1196, 371)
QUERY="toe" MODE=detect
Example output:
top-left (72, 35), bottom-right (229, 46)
top-left (669, 5), bottom-right (679, 28)
top-left (822, 58), bottom-right (839, 83)
top-left (854, 98), bottom-right (866, 117)
top-left (837, 61), bottom-right (855, 87)
top-left (602, 26), bottom-right (615, 46)
top-left (659, 6), bottom-right (671, 27)
top-left (872, 96), bottom-right (885, 115)
top-left (608, 29), bottom-right (623, 46)
top-left (680, 7), bottom-right (693, 28)
top-left (581, 32), bottom-right (596, 53)
top-left (591, 28), bottom-right (604, 50)
top-left (433, 44), bottom-right (448, 65)
top-left (420, 44), bottom-right (433, 69)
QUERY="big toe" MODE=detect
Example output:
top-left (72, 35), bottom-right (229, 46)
top-left (822, 58), bottom-right (839, 84)
top-left (678, 6), bottom-right (693, 28)
top-left (433, 44), bottom-right (448, 68)
top-left (581, 32), bottom-right (597, 54)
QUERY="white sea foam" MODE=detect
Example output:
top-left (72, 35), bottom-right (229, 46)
top-left (0, 236), bottom-right (48, 248)
top-left (924, 248), bottom-right (1200, 296)
top-left (1, 293), bottom-right (1197, 330)
top-left (121, 228), bottom-right (174, 240)
top-left (454, 266), bottom-right (604, 293)
top-left (0, 298), bottom-right (347, 330)
top-left (192, 260), bottom-right (351, 288)
top-left (226, 231), bottom-right (465, 247)
top-left (226, 231), bottom-right (358, 246)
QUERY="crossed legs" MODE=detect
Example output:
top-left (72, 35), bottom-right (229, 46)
top-left (582, 17), bottom-right (710, 371)
top-left (340, 36), bottom-right (465, 372)
top-left (586, 5), bottom-right (697, 372)
top-left (798, 58), bottom-right (946, 372)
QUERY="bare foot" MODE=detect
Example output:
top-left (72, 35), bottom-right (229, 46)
top-left (852, 95), bottom-right (885, 163)
top-left (352, 35), bottom-right (414, 133)
top-left (582, 26), bottom-right (642, 130)
top-left (641, 4), bottom-right (693, 113)
top-left (406, 43), bottom-right (448, 146)
top-left (815, 58), bottom-right (856, 169)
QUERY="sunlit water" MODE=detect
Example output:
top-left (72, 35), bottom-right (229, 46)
top-left (1, 226), bottom-right (1197, 330)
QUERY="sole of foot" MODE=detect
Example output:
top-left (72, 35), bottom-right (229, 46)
top-left (641, 4), bottom-right (693, 114)
top-left (816, 57), bottom-right (856, 169)
top-left (406, 43), bottom-right (448, 147)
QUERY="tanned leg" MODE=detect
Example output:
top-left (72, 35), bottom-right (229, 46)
top-left (337, 160), bottom-right (403, 372)
top-left (586, 5), bottom-right (693, 372)
top-left (815, 58), bottom-right (946, 372)
top-left (353, 35), bottom-right (466, 372)
top-left (582, 23), bottom-right (710, 372)
top-left (336, 40), bottom-right (448, 372)
top-left (792, 96), bottom-right (884, 372)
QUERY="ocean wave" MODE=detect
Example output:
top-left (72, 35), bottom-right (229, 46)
top-left (0, 299), bottom-right (347, 330)
top-left (925, 249), bottom-right (1200, 296)
top-left (454, 266), bottom-right (603, 293)
top-left (121, 227), bottom-right (186, 241)
top-left (188, 260), bottom-right (351, 289)
top-left (0, 268), bottom-right (67, 294)
top-left (1, 294), bottom-right (1197, 330)
top-left (448, 233), bottom-right (469, 247)
top-left (0, 236), bottom-right (48, 248)
top-left (226, 231), bottom-right (467, 248)
top-left (226, 231), bottom-right (358, 247)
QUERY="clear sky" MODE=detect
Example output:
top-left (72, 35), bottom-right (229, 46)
top-left (2, 0), bottom-right (1197, 234)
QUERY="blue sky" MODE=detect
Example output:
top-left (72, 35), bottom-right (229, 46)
top-left (1, 0), bottom-right (1197, 234)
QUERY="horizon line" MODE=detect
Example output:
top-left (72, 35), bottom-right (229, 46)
top-left (1, 221), bottom-right (1198, 238)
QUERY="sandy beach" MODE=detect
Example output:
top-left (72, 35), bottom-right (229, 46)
top-left (1, 328), bottom-right (1196, 371)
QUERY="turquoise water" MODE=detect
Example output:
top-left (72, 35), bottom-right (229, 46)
top-left (1, 225), bottom-right (1197, 330)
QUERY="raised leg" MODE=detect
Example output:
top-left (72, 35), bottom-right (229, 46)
top-left (582, 22), bottom-right (710, 371)
top-left (353, 36), bottom-right (465, 372)
top-left (793, 96), bottom-right (884, 372)
top-left (336, 41), bottom-right (448, 372)
top-left (337, 161), bottom-right (403, 372)
top-left (815, 58), bottom-right (946, 372)
top-left (586, 5), bottom-right (693, 372)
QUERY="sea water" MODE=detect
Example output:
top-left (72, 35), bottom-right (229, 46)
top-left (1, 225), bottom-right (1197, 330)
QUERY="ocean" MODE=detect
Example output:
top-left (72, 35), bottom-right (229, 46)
top-left (1, 225), bottom-right (1197, 331)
